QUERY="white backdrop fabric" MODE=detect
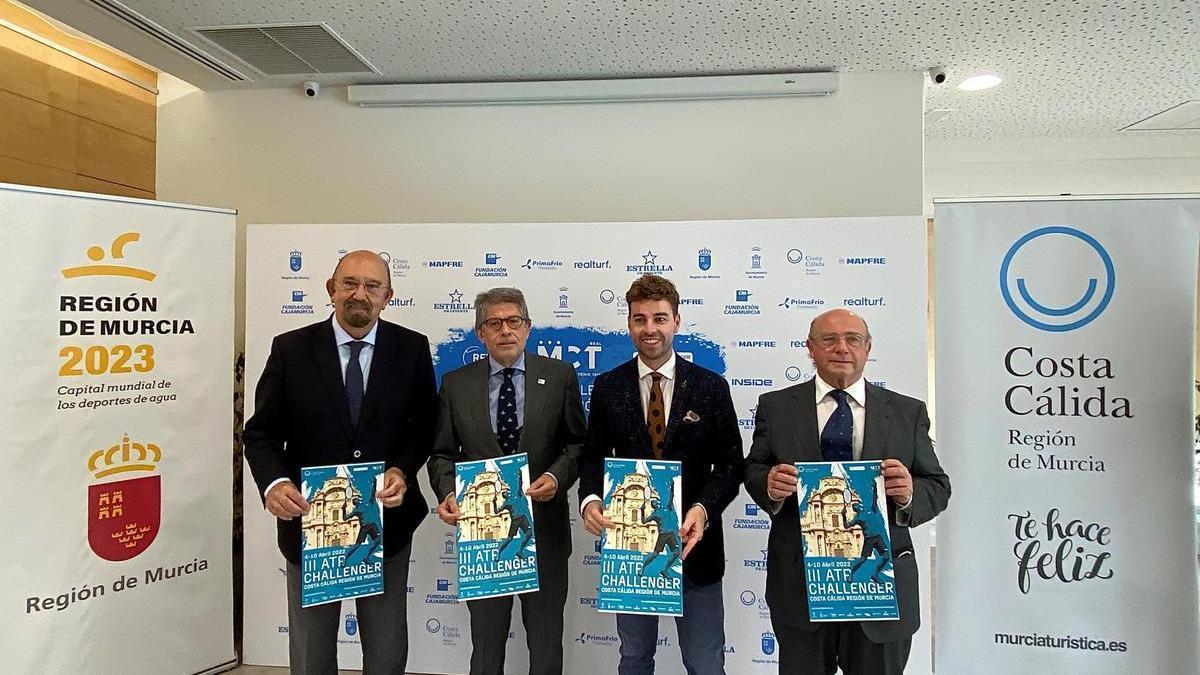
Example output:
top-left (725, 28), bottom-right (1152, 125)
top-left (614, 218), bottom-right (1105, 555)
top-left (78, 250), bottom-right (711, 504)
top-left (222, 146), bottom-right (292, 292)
top-left (243, 217), bottom-right (930, 673)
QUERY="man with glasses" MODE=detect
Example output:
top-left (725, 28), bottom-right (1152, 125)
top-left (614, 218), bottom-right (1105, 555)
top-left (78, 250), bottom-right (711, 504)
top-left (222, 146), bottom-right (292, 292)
top-left (428, 287), bottom-right (586, 675)
top-left (244, 250), bottom-right (437, 675)
top-left (744, 308), bottom-right (950, 675)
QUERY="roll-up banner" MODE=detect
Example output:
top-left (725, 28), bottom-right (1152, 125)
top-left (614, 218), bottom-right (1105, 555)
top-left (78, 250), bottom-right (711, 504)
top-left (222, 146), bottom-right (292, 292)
top-left (243, 217), bottom-right (932, 673)
top-left (0, 183), bottom-right (237, 674)
top-left (934, 195), bottom-right (1200, 674)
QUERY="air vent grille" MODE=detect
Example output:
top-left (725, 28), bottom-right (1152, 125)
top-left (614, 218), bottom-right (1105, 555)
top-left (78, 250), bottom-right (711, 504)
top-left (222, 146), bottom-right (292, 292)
top-left (193, 24), bottom-right (376, 76)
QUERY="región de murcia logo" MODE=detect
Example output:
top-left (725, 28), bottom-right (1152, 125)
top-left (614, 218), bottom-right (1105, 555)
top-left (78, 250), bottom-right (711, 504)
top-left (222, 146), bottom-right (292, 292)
top-left (87, 434), bottom-right (162, 561)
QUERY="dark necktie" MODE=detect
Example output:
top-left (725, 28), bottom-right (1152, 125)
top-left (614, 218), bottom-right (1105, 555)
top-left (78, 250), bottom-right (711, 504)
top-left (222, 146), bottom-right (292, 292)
top-left (648, 372), bottom-right (666, 459)
top-left (497, 368), bottom-right (521, 455)
top-left (820, 389), bottom-right (853, 462)
top-left (345, 341), bottom-right (366, 428)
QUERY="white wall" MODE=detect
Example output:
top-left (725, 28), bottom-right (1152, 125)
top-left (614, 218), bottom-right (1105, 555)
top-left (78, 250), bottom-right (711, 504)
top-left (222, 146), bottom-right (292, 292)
top-left (156, 71), bottom-right (924, 343)
top-left (925, 135), bottom-right (1200, 214)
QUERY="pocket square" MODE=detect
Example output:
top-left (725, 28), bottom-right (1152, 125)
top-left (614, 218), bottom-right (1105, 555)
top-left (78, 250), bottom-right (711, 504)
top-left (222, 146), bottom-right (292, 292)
top-left (683, 410), bottom-right (701, 423)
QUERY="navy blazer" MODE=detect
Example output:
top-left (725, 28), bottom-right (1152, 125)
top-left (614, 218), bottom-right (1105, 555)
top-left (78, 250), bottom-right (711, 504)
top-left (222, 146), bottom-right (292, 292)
top-left (244, 317), bottom-right (438, 564)
top-left (744, 379), bottom-right (951, 643)
top-left (579, 356), bottom-right (744, 586)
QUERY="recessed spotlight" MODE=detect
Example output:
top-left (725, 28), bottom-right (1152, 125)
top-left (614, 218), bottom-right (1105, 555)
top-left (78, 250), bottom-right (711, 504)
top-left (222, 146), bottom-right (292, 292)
top-left (958, 74), bottom-right (1002, 91)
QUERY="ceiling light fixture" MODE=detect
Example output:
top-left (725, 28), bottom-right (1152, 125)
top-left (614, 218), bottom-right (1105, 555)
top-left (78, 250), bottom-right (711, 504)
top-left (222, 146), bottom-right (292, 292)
top-left (957, 74), bottom-right (1002, 91)
top-left (347, 72), bottom-right (839, 107)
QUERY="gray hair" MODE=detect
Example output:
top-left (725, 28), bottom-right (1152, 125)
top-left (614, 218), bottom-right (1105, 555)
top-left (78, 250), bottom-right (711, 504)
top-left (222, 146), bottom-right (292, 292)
top-left (474, 287), bottom-right (530, 328)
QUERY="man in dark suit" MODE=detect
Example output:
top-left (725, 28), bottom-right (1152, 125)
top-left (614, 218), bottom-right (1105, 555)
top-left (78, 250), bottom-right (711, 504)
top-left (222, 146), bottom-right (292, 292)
top-left (244, 250), bottom-right (437, 675)
top-left (428, 287), bottom-right (586, 675)
top-left (744, 308), bottom-right (950, 675)
top-left (579, 274), bottom-right (744, 675)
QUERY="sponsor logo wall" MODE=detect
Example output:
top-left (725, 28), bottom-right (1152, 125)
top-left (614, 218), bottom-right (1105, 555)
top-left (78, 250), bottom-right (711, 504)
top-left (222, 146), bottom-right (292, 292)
top-left (0, 184), bottom-right (236, 673)
top-left (934, 197), bottom-right (1200, 673)
top-left (244, 217), bottom-right (929, 672)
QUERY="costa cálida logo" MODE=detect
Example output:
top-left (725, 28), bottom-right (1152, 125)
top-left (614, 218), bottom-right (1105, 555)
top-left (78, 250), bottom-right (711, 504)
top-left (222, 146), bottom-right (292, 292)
top-left (87, 435), bottom-right (162, 561)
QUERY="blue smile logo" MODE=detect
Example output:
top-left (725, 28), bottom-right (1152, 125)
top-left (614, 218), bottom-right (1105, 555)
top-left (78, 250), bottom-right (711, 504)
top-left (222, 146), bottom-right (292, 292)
top-left (999, 226), bottom-right (1115, 332)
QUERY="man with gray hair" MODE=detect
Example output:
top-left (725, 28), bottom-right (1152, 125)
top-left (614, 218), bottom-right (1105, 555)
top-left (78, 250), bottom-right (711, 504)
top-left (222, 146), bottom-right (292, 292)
top-left (428, 287), bottom-right (586, 675)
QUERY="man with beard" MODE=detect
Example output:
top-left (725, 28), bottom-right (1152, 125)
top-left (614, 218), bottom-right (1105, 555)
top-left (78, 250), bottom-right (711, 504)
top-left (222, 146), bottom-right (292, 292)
top-left (579, 274), bottom-right (743, 675)
top-left (245, 250), bottom-right (437, 675)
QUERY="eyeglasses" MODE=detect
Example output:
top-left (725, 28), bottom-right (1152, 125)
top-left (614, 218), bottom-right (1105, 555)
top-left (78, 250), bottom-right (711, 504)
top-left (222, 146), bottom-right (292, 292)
top-left (481, 315), bottom-right (529, 332)
top-left (336, 277), bottom-right (389, 296)
top-left (812, 332), bottom-right (868, 349)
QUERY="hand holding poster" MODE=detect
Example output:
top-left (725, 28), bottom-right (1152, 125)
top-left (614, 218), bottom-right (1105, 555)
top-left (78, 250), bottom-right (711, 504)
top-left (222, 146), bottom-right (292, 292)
top-left (455, 453), bottom-right (540, 601)
top-left (796, 461), bottom-right (899, 621)
top-left (300, 462), bottom-right (385, 607)
top-left (598, 458), bottom-right (684, 616)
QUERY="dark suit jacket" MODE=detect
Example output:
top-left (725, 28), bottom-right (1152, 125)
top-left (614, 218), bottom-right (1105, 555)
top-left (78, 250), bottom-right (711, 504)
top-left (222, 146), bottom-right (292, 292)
top-left (579, 356), bottom-right (744, 586)
top-left (427, 351), bottom-right (586, 557)
top-left (744, 378), bottom-right (950, 643)
top-left (244, 317), bottom-right (437, 564)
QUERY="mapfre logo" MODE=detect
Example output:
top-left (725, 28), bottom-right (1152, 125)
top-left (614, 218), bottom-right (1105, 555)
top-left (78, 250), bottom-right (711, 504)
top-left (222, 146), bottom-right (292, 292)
top-left (87, 434), bottom-right (162, 561)
top-left (61, 233), bottom-right (156, 282)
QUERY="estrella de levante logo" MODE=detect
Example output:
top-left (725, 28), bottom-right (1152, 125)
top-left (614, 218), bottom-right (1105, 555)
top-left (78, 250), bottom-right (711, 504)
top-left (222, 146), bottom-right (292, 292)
top-left (999, 226), bottom-right (1115, 332)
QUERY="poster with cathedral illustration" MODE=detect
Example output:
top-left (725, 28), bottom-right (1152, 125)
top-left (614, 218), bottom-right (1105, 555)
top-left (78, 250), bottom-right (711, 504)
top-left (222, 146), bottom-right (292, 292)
top-left (299, 462), bottom-right (385, 607)
top-left (796, 461), bottom-right (898, 621)
top-left (598, 458), bottom-right (684, 616)
top-left (455, 453), bottom-right (540, 600)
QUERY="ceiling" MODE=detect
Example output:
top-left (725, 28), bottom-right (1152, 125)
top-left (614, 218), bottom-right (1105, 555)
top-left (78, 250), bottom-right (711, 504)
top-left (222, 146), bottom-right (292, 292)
top-left (21, 0), bottom-right (1200, 139)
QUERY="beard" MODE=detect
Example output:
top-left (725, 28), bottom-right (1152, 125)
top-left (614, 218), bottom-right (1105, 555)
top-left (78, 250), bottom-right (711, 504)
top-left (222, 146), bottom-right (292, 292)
top-left (342, 299), bottom-right (373, 327)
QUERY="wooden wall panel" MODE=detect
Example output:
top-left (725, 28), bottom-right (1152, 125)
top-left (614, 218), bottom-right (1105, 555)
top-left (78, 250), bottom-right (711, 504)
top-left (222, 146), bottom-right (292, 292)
top-left (78, 116), bottom-right (156, 191)
top-left (0, 1), bottom-right (156, 199)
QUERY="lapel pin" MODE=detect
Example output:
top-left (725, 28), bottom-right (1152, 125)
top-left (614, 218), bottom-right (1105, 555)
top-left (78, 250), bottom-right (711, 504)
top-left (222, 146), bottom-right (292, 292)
top-left (537, 378), bottom-right (546, 385)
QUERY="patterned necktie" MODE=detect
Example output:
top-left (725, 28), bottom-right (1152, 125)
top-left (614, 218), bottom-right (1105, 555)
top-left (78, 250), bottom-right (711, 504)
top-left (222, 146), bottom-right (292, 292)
top-left (345, 341), bottom-right (366, 428)
top-left (820, 389), bottom-right (853, 462)
top-left (647, 372), bottom-right (666, 459)
top-left (497, 368), bottom-right (521, 455)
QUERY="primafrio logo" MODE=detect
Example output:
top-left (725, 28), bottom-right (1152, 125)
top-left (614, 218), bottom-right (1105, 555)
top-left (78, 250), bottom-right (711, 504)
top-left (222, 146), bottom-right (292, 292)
top-left (87, 434), bottom-right (162, 561)
top-left (1000, 226), bottom-right (1115, 332)
top-left (521, 258), bottom-right (564, 270)
top-left (61, 232), bottom-right (156, 281)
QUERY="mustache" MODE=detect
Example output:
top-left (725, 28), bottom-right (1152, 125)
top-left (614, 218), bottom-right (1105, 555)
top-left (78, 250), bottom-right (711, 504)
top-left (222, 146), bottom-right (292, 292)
top-left (342, 298), bottom-right (371, 311)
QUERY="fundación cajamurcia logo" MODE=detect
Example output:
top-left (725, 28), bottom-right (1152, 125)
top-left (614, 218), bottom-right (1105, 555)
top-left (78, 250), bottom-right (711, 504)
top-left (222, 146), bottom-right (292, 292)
top-left (1000, 226), bottom-right (1115, 332)
top-left (61, 232), bottom-right (155, 281)
top-left (87, 434), bottom-right (162, 561)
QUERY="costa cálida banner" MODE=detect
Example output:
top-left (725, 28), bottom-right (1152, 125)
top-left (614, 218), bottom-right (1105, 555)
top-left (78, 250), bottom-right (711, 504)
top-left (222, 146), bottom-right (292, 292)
top-left (934, 195), bottom-right (1200, 674)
